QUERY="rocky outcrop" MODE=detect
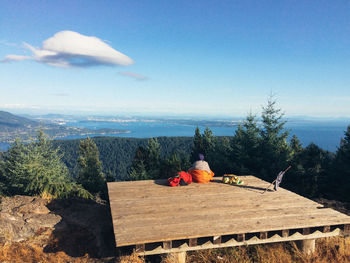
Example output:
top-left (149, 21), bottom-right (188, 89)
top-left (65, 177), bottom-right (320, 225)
top-left (0, 195), bottom-right (116, 261)
top-left (0, 196), bottom-right (60, 244)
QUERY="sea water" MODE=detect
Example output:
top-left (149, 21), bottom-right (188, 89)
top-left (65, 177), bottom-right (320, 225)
top-left (62, 119), bottom-right (349, 152)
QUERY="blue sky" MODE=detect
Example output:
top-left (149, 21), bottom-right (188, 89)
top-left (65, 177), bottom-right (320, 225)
top-left (1, 0), bottom-right (350, 117)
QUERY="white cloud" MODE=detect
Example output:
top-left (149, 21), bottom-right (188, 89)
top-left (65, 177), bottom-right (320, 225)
top-left (119, 71), bottom-right (149, 81)
top-left (1, 30), bottom-right (134, 68)
top-left (0, 40), bottom-right (18, 47)
top-left (1, 54), bottom-right (32, 63)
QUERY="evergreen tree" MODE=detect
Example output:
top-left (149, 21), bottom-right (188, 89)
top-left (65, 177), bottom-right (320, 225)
top-left (127, 146), bottom-right (151, 180)
top-left (105, 169), bottom-right (115, 182)
top-left (297, 143), bottom-right (333, 198)
top-left (0, 159), bottom-right (6, 196)
top-left (290, 135), bottom-right (303, 159)
top-left (160, 153), bottom-right (183, 179)
top-left (190, 127), bottom-right (215, 163)
top-left (331, 125), bottom-right (350, 201)
top-left (231, 113), bottom-right (261, 175)
top-left (160, 150), bottom-right (191, 179)
top-left (1, 130), bottom-right (91, 199)
top-left (259, 97), bottom-right (291, 181)
top-left (128, 160), bottom-right (149, 181)
top-left (190, 127), bottom-right (204, 162)
top-left (203, 127), bottom-right (215, 155)
top-left (127, 138), bottom-right (162, 180)
top-left (285, 135), bottom-right (304, 192)
top-left (1, 138), bottom-right (27, 195)
top-left (210, 136), bottom-right (233, 176)
top-left (144, 138), bottom-right (161, 178)
top-left (77, 137), bottom-right (106, 196)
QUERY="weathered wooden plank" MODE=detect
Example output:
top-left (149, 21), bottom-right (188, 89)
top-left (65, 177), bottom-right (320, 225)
top-left (109, 194), bottom-right (320, 214)
top-left (108, 180), bottom-right (274, 193)
top-left (109, 192), bottom-right (310, 207)
top-left (110, 204), bottom-right (323, 226)
top-left (116, 217), bottom-right (349, 244)
top-left (113, 204), bottom-right (322, 222)
top-left (108, 176), bottom-right (258, 188)
top-left (108, 182), bottom-right (295, 196)
top-left (114, 207), bottom-right (344, 231)
top-left (115, 214), bottom-right (350, 246)
top-left (108, 185), bottom-right (294, 198)
top-left (110, 200), bottom-right (320, 218)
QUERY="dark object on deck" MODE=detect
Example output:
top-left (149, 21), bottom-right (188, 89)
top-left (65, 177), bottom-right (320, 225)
top-left (263, 166), bottom-right (291, 193)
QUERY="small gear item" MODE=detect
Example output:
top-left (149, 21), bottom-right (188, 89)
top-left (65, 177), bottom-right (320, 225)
top-left (222, 174), bottom-right (244, 185)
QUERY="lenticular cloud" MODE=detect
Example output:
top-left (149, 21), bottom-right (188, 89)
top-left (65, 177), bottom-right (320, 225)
top-left (2, 30), bottom-right (134, 68)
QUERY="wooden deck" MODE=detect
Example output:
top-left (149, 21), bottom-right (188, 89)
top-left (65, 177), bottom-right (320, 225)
top-left (108, 176), bottom-right (350, 255)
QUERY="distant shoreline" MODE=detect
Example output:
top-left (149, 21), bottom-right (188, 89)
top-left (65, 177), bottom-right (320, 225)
top-left (1, 112), bottom-right (349, 152)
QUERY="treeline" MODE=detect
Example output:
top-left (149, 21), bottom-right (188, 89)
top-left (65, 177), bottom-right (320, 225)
top-left (52, 136), bottom-right (194, 181)
top-left (1, 98), bottom-right (350, 203)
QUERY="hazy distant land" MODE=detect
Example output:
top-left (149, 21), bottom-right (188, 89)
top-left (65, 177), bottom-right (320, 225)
top-left (0, 111), bottom-right (130, 145)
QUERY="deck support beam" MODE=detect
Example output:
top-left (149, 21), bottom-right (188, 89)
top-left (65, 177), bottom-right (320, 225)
top-left (297, 239), bottom-right (315, 255)
top-left (189, 238), bottom-right (197, 247)
top-left (135, 244), bottom-right (145, 253)
top-left (171, 251), bottom-right (186, 263)
top-left (163, 241), bottom-right (172, 250)
top-left (344, 224), bottom-right (350, 236)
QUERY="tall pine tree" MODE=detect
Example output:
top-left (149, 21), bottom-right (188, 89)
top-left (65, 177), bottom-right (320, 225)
top-left (259, 96), bottom-right (291, 181)
top-left (331, 125), bottom-right (350, 201)
top-left (127, 146), bottom-right (150, 180)
top-left (231, 112), bottom-right (261, 175)
top-left (145, 138), bottom-right (161, 178)
top-left (296, 143), bottom-right (333, 198)
top-left (190, 127), bottom-right (214, 163)
top-left (190, 127), bottom-right (204, 162)
top-left (1, 130), bottom-right (91, 199)
top-left (127, 138), bottom-right (162, 180)
top-left (77, 137), bottom-right (106, 196)
top-left (1, 138), bottom-right (27, 195)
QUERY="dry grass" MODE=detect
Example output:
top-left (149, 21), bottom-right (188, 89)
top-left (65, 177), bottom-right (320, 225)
top-left (118, 253), bottom-right (145, 263)
top-left (1, 237), bottom-right (349, 263)
top-left (0, 242), bottom-right (99, 263)
top-left (116, 237), bottom-right (350, 263)
top-left (157, 236), bottom-right (350, 263)
top-left (1, 236), bottom-right (349, 262)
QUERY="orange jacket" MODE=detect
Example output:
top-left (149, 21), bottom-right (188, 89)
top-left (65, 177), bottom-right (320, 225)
top-left (188, 169), bottom-right (214, 183)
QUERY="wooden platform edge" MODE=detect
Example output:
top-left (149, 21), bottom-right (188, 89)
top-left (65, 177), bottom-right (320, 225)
top-left (118, 225), bottom-right (346, 256)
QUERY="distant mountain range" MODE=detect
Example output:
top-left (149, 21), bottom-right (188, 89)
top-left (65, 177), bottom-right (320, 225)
top-left (0, 111), bottom-right (129, 144)
top-left (0, 111), bottom-right (38, 128)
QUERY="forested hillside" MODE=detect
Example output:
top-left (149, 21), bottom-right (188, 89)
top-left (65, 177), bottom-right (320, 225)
top-left (0, 111), bottom-right (38, 128)
top-left (53, 136), bottom-right (194, 181)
